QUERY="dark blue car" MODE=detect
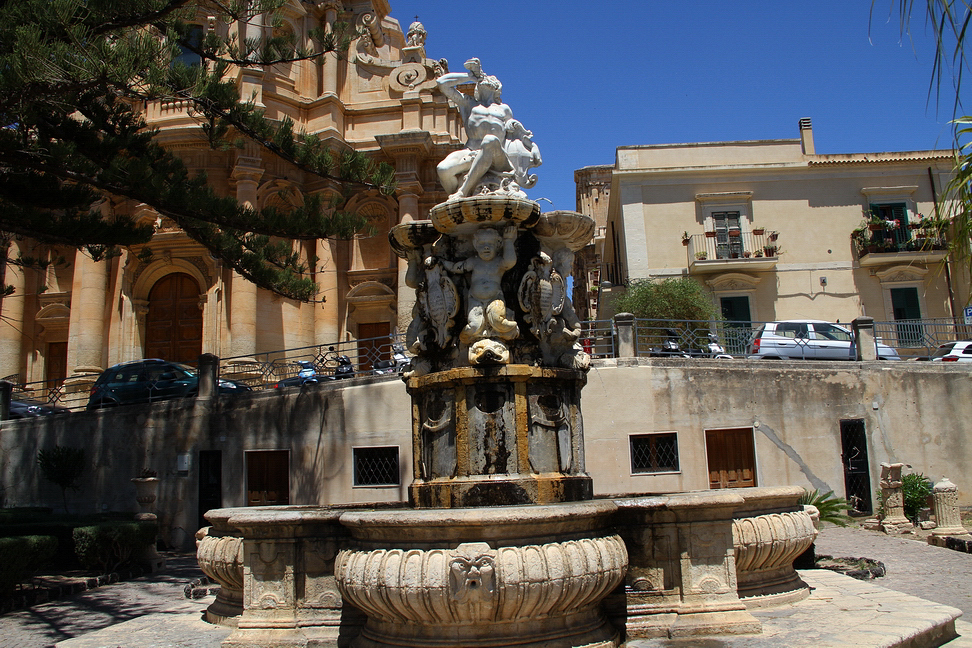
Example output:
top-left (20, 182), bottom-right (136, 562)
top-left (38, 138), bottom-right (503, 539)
top-left (86, 359), bottom-right (249, 410)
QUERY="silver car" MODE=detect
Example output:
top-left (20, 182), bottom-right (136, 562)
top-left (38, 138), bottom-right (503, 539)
top-left (746, 320), bottom-right (901, 360)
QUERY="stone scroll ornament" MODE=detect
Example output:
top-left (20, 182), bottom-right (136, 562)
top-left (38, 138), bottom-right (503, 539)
top-left (389, 60), bottom-right (595, 374)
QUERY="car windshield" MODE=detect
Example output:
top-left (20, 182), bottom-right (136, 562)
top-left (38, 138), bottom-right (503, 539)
top-left (932, 343), bottom-right (957, 358)
top-left (813, 324), bottom-right (852, 342)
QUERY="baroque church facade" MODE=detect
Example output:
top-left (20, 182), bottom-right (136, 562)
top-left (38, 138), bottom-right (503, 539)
top-left (0, 0), bottom-right (463, 392)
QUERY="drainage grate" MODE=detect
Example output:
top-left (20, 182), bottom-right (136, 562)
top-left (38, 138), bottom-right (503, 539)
top-left (353, 446), bottom-right (400, 486)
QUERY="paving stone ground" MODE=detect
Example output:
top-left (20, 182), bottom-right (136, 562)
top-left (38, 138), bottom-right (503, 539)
top-left (1, 525), bottom-right (970, 648)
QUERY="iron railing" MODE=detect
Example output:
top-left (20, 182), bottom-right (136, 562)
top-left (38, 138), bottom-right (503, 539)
top-left (219, 333), bottom-right (406, 389)
top-left (6, 316), bottom-right (969, 418)
top-left (873, 318), bottom-right (972, 359)
top-left (686, 231), bottom-right (776, 262)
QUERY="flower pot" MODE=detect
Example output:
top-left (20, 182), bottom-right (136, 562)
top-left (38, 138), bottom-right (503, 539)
top-left (868, 223), bottom-right (883, 232)
top-left (705, 231), bottom-right (717, 238)
top-left (728, 230), bottom-right (740, 238)
top-left (908, 222), bottom-right (921, 230)
top-left (682, 238), bottom-right (690, 246)
top-left (769, 232), bottom-right (779, 241)
top-left (752, 228), bottom-right (765, 236)
top-left (763, 248), bottom-right (776, 257)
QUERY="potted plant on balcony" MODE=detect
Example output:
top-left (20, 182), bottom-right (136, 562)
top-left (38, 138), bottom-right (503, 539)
top-left (743, 250), bottom-right (752, 258)
top-left (763, 244), bottom-right (779, 257)
top-left (705, 230), bottom-right (717, 238)
top-left (728, 227), bottom-right (741, 238)
top-left (695, 251), bottom-right (708, 260)
top-left (752, 227), bottom-right (765, 236)
top-left (681, 231), bottom-right (690, 246)
top-left (908, 213), bottom-right (924, 229)
top-left (753, 249), bottom-right (764, 258)
top-left (768, 231), bottom-right (779, 241)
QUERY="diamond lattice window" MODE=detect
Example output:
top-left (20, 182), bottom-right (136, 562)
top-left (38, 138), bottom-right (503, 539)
top-left (353, 446), bottom-right (400, 486)
top-left (630, 433), bottom-right (679, 474)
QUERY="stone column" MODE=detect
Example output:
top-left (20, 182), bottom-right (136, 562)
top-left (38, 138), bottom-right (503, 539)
top-left (931, 477), bottom-right (967, 536)
top-left (239, 12), bottom-right (265, 107)
top-left (319, 3), bottom-right (341, 97)
top-left (375, 132), bottom-right (432, 336)
top-left (314, 238), bottom-right (340, 344)
top-left (852, 316), bottom-right (877, 361)
top-left (614, 312), bottom-right (635, 358)
top-left (0, 239), bottom-right (25, 379)
top-left (64, 250), bottom-right (108, 390)
top-left (395, 189), bottom-right (419, 334)
top-left (228, 159), bottom-right (263, 361)
top-left (879, 462), bottom-right (914, 533)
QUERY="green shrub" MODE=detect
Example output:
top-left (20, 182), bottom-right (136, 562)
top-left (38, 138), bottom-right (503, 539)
top-left (0, 535), bottom-right (58, 595)
top-left (799, 489), bottom-right (853, 527)
top-left (73, 522), bottom-right (158, 573)
top-left (614, 277), bottom-right (720, 322)
top-left (903, 473), bottom-right (934, 523)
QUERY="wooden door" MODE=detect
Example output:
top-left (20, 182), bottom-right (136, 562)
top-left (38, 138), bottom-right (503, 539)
top-left (705, 428), bottom-right (757, 489)
top-left (45, 341), bottom-right (67, 387)
top-left (357, 321), bottom-right (390, 372)
top-left (246, 450), bottom-right (290, 506)
top-left (145, 273), bottom-right (202, 364)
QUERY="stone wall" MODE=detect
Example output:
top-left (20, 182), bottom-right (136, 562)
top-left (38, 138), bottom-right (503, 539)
top-left (2, 360), bottom-right (969, 549)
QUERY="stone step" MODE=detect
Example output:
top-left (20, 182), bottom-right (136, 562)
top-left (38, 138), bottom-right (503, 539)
top-left (627, 569), bottom-right (961, 648)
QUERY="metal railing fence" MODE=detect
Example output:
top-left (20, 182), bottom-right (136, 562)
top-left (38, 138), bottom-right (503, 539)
top-left (219, 333), bottom-right (406, 389)
top-left (873, 318), bottom-right (972, 359)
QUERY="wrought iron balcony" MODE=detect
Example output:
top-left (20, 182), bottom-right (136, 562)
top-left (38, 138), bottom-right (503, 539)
top-left (685, 231), bottom-right (779, 274)
top-left (853, 225), bottom-right (948, 267)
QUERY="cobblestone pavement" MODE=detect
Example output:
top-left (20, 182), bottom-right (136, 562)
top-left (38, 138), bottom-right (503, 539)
top-left (0, 554), bottom-right (225, 648)
top-left (815, 524), bottom-right (972, 618)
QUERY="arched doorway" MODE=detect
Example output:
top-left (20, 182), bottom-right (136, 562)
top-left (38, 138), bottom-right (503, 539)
top-left (145, 273), bottom-right (202, 364)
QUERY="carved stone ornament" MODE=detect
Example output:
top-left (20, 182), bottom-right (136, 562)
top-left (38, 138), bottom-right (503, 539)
top-left (335, 536), bottom-right (626, 643)
top-left (733, 509), bottom-right (817, 603)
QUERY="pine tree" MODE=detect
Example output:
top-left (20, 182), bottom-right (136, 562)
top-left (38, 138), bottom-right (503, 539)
top-left (0, 0), bottom-right (396, 301)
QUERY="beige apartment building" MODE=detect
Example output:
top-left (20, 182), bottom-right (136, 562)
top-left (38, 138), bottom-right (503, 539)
top-left (580, 120), bottom-right (971, 339)
top-left (0, 0), bottom-right (464, 391)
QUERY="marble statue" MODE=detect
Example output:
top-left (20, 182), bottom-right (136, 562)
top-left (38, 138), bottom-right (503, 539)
top-left (436, 58), bottom-right (541, 200)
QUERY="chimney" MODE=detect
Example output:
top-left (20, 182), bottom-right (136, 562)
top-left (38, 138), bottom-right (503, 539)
top-left (799, 118), bottom-right (815, 155)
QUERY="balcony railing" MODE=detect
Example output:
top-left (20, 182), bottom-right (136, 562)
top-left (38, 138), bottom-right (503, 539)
top-left (853, 223), bottom-right (948, 261)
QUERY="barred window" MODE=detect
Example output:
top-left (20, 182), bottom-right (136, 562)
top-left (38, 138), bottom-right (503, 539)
top-left (630, 433), bottom-right (679, 474)
top-left (353, 446), bottom-right (400, 486)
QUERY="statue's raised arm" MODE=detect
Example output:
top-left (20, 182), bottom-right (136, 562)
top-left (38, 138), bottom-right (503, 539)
top-left (435, 58), bottom-right (540, 201)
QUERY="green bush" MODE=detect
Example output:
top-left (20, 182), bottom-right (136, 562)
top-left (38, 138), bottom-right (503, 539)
top-left (614, 277), bottom-right (720, 322)
top-left (73, 522), bottom-right (158, 573)
top-left (903, 473), bottom-right (934, 523)
top-left (0, 535), bottom-right (58, 595)
top-left (37, 446), bottom-right (86, 514)
top-left (799, 489), bottom-right (853, 527)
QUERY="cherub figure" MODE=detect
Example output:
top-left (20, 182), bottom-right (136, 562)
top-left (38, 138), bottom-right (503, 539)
top-left (439, 225), bottom-right (519, 359)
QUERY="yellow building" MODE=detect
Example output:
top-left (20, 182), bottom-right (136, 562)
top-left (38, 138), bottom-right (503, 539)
top-left (582, 119), bottom-right (970, 337)
top-left (0, 0), bottom-right (463, 393)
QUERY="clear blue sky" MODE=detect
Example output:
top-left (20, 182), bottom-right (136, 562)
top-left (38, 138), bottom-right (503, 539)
top-left (393, 1), bottom-right (962, 212)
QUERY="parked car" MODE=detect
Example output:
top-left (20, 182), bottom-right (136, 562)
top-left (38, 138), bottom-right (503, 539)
top-left (930, 340), bottom-right (972, 363)
top-left (746, 320), bottom-right (901, 361)
top-left (86, 359), bottom-right (250, 410)
top-left (8, 399), bottom-right (70, 418)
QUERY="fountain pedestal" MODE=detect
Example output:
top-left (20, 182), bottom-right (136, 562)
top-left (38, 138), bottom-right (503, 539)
top-left (408, 365), bottom-right (591, 508)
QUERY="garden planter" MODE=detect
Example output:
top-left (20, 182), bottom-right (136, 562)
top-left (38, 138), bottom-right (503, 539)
top-left (705, 231), bottom-right (717, 238)
top-left (752, 227), bottom-right (765, 236)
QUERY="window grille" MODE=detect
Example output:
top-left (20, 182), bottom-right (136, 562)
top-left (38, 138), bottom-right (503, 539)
top-left (630, 433), bottom-right (679, 474)
top-left (353, 446), bottom-right (400, 486)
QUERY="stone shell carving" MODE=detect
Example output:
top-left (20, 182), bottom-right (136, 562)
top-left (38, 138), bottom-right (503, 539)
top-left (196, 530), bottom-right (245, 623)
top-left (429, 195), bottom-right (540, 235)
top-left (732, 508), bottom-right (816, 602)
top-left (334, 536), bottom-right (627, 625)
top-left (532, 210), bottom-right (597, 252)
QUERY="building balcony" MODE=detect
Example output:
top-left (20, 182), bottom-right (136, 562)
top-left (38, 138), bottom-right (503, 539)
top-left (853, 227), bottom-right (948, 268)
top-left (686, 232), bottom-right (779, 274)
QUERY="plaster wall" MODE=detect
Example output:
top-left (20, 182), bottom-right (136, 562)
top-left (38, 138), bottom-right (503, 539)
top-left (2, 361), bottom-right (969, 549)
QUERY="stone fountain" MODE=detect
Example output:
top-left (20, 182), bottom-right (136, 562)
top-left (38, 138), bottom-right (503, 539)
top-left (197, 57), bottom-right (816, 648)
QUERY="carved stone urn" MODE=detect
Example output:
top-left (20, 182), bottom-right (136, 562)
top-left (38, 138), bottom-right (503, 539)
top-left (131, 476), bottom-right (159, 521)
